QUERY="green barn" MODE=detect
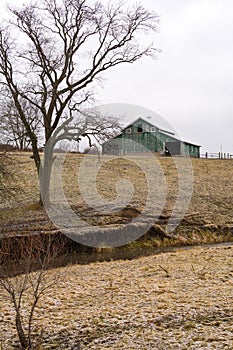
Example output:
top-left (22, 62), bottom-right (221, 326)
top-left (102, 117), bottom-right (200, 158)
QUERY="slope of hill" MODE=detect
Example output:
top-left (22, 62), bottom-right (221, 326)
top-left (0, 153), bottom-right (232, 253)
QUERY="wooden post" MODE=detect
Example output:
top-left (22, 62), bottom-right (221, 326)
top-left (205, 152), bottom-right (208, 159)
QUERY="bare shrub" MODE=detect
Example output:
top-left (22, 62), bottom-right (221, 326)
top-left (0, 233), bottom-right (66, 349)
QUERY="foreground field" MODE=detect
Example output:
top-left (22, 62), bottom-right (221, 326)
top-left (1, 244), bottom-right (233, 349)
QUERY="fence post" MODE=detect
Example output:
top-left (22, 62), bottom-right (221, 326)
top-left (205, 152), bottom-right (208, 159)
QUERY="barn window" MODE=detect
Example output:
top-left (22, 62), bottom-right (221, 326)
top-left (137, 124), bottom-right (143, 132)
top-left (126, 128), bottom-right (131, 134)
top-left (150, 127), bottom-right (156, 132)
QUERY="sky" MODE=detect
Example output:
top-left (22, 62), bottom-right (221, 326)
top-left (1, 0), bottom-right (233, 153)
top-left (95, 0), bottom-right (233, 154)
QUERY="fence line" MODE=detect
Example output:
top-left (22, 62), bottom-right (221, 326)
top-left (201, 152), bottom-right (233, 159)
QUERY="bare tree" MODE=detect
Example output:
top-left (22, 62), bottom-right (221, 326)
top-left (0, 152), bottom-right (18, 200)
top-left (0, 95), bottom-right (42, 151)
top-left (0, 0), bottom-right (159, 205)
top-left (0, 233), bottom-right (67, 349)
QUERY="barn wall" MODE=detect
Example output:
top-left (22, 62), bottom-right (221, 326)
top-left (183, 143), bottom-right (200, 158)
top-left (102, 119), bottom-right (200, 157)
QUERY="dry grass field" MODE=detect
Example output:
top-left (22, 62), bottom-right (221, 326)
top-left (0, 153), bottom-right (233, 349)
top-left (0, 244), bottom-right (233, 349)
top-left (0, 152), bottom-right (233, 245)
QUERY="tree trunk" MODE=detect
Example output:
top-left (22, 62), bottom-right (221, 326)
top-left (16, 312), bottom-right (29, 350)
top-left (39, 145), bottom-right (54, 207)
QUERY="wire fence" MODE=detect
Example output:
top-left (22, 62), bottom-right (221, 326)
top-left (201, 152), bottom-right (233, 159)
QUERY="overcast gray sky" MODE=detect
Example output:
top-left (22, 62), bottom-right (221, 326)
top-left (2, 0), bottom-right (233, 153)
top-left (96, 0), bottom-right (233, 153)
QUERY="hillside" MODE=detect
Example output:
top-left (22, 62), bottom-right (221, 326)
top-left (0, 153), bottom-right (233, 251)
top-left (1, 153), bottom-right (233, 349)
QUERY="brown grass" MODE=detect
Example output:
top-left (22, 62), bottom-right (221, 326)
top-left (1, 244), bottom-right (233, 349)
top-left (0, 153), bottom-right (232, 245)
top-left (1, 153), bottom-right (233, 348)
